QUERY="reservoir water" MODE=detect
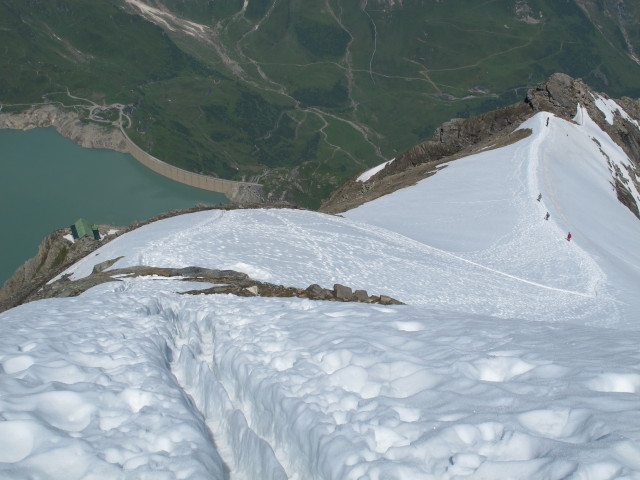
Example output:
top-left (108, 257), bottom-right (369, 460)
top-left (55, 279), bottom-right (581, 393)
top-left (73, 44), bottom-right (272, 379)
top-left (0, 127), bottom-right (228, 286)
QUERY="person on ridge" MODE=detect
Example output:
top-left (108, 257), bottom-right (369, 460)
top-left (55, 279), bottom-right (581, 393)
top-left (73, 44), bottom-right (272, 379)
top-left (567, 232), bottom-right (572, 242)
top-left (537, 193), bottom-right (542, 202)
top-left (545, 212), bottom-right (550, 221)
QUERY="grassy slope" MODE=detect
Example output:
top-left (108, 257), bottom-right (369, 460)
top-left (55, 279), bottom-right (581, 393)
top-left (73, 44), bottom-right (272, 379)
top-left (1, 0), bottom-right (639, 208)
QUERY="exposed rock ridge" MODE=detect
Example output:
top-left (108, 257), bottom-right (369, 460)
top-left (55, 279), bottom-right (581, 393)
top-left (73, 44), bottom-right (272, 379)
top-left (29, 264), bottom-right (404, 306)
top-left (321, 73), bottom-right (640, 217)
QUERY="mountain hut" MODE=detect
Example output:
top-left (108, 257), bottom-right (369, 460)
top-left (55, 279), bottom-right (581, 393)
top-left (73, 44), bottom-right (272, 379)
top-left (70, 218), bottom-right (101, 241)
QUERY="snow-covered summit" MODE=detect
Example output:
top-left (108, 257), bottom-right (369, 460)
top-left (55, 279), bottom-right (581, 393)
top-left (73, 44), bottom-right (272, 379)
top-left (1, 107), bottom-right (640, 478)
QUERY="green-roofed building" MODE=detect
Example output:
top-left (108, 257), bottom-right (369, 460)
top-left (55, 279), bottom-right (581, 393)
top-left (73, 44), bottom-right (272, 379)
top-left (70, 218), bottom-right (100, 241)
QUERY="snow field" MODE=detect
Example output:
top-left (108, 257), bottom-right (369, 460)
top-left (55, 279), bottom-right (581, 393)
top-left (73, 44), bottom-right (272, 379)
top-left (174, 292), bottom-right (640, 479)
top-left (4, 278), bottom-right (640, 478)
top-left (346, 112), bottom-right (640, 327)
top-left (2, 108), bottom-right (640, 478)
top-left (58, 207), bottom-right (617, 326)
top-left (0, 281), bottom-right (227, 480)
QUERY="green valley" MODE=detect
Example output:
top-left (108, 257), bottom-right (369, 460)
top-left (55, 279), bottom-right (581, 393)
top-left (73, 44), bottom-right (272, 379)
top-left (1, 0), bottom-right (639, 208)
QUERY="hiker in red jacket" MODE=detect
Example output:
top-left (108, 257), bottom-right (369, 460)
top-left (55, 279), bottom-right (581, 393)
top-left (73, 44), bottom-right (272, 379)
top-left (567, 232), bottom-right (572, 242)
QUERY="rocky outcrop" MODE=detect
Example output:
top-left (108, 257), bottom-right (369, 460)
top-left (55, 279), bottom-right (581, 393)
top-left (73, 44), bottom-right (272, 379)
top-left (321, 73), bottom-right (640, 217)
top-left (31, 265), bottom-right (404, 306)
top-left (508, 73), bottom-right (639, 218)
top-left (0, 104), bottom-right (128, 151)
top-left (527, 74), bottom-right (640, 218)
top-left (232, 183), bottom-right (267, 205)
top-left (320, 101), bottom-right (534, 214)
top-left (0, 226), bottom-right (123, 313)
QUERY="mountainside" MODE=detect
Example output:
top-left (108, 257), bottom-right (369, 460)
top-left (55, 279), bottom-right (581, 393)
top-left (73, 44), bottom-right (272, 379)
top-left (322, 73), bottom-right (640, 217)
top-left (1, 78), bottom-right (639, 478)
top-left (2, 0), bottom-right (640, 207)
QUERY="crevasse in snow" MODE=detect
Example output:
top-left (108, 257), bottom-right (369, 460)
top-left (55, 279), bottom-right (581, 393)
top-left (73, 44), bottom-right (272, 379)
top-left (1, 112), bottom-right (640, 479)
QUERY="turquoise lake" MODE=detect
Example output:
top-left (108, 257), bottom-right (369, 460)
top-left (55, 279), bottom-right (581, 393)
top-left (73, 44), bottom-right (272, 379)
top-left (0, 127), bottom-right (228, 286)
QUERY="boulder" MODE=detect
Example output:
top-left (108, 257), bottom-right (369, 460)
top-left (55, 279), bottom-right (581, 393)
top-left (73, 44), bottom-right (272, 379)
top-left (353, 289), bottom-right (370, 302)
top-left (379, 295), bottom-right (404, 305)
top-left (306, 284), bottom-right (331, 300)
top-left (333, 284), bottom-right (353, 301)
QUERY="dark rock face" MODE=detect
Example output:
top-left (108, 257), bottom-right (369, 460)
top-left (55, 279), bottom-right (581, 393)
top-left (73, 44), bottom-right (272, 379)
top-left (618, 97), bottom-right (640, 120)
top-left (526, 73), bottom-right (586, 117)
top-left (321, 73), bottom-right (640, 219)
top-left (0, 227), bottom-right (121, 313)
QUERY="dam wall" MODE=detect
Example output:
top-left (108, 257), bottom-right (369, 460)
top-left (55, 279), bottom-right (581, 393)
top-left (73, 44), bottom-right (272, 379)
top-left (0, 104), bottom-right (264, 204)
top-left (121, 128), bottom-right (264, 204)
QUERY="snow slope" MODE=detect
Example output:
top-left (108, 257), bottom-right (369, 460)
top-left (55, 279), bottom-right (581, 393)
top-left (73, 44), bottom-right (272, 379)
top-left (1, 112), bottom-right (640, 479)
top-left (346, 111), bottom-right (640, 328)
